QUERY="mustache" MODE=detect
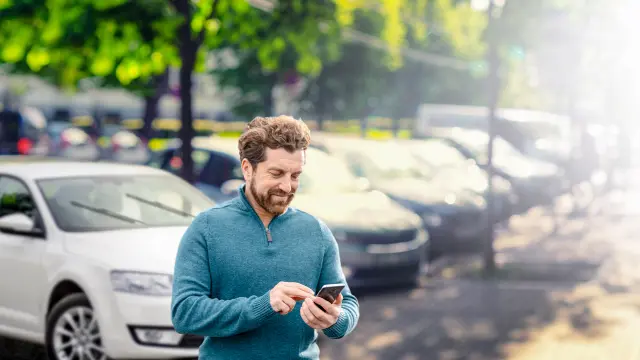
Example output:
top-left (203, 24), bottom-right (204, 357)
top-left (268, 189), bottom-right (293, 197)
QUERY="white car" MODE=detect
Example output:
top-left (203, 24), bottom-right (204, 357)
top-left (0, 157), bottom-right (214, 359)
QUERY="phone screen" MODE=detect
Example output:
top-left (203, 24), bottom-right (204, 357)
top-left (315, 284), bottom-right (345, 310)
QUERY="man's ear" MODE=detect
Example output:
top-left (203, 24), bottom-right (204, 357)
top-left (241, 158), bottom-right (253, 182)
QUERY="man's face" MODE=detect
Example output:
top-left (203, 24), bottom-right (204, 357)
top-left (243, 148), bottom-right (304, 215)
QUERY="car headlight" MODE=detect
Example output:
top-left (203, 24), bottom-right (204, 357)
top-left (110, 271), bottom-right (173, 296)
top-left (473, 194), bottom-right (486, 207)
top-left (422, 212), bottom-right (442, 227)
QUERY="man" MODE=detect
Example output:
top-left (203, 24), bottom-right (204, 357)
top-left (171, 115), bottom-right (359, 359)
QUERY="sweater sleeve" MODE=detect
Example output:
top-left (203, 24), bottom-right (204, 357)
top-left (316, 220), bottom-right (360, 339)
top-left (171, 212), bottom-right (277, 337)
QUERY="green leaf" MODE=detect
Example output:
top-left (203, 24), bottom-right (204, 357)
top-left (26, 47), bottom-right (51, 71)
top-left (2, 42), bottom-right (25, 63)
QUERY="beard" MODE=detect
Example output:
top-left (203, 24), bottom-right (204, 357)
top-left (249, 179), bottom-right (295, 216)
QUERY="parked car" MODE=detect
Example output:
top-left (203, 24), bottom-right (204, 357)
top-left (47, 124), bottom-right (101, 161)
top-left (311, 134), bottom-right (488, 259)
top-left (398, 138), bottom-right (517, 223)
top-left (0, 157), bottom-right (214, 359)
top-left (414, 104), bottom-right (573, 166)
top-left (150, 137), bottom-right (429, 287)
top-left (101, 130), bottom-right (150, 164)
top-left (0, 107), bottom-right (49, 156)
top-left (425, 127), bottom-right (566, 211)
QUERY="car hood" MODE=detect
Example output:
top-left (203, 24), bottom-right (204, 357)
top-left (373, 177), bottom-right (484, 208)
top-left (63, 226), bottom-right (188, 274)
top-left (291, 191), bottom-right (422, 232)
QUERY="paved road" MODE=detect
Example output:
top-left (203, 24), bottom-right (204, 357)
top-left (319, 185), bottom-right (640, 360)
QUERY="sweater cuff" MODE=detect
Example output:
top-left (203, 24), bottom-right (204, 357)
top-left (250, 292), bottom-right (277, 323)
top-left (323, 311), bottom-right (349, 339)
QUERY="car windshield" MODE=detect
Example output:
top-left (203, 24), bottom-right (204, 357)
top-left (352, 142), bottom-right (425, 180)
top-left (37, 175), bottom-right (214, 232)
top-left (450, 133), bottom-right (525, 167)
top-left (297, 149), bottom-right (360, 194)
top-left (408, 140), bottom-right (469, 169)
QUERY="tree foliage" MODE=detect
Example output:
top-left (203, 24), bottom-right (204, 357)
top-left (0, 0), bottom-right (432, 181)
top-left (297, 0), bottom-right (487, 123)
top-left (0, 0), bottom-right (177, 88)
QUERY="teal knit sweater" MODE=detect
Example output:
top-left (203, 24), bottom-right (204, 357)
top-left (171, 188), bottom-right (360, 359)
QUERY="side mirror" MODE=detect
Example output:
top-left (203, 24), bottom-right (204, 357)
top-left (0, 213), bottom-right (41, 236)
top-left (221, 179), bottom-right (245, 195)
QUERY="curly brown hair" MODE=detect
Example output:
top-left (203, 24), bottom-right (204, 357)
top-left (238, 115), bottom-right (311, 168)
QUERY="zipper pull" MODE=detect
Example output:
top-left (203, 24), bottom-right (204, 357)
top-left (266, 229), bottom-right (273, 244)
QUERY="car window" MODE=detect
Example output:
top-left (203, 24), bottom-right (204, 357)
top-left (298, 149), bottom-right (359, 194)
top-left (164, 148), bottom-right (214, 180)
top-left (199, 151), bottom-right (242, 188)
top-left (410, 140), bottom-right (468, 168)
top-left (0, 176), bottom-right (38, 223)
top-left (0, 111), bottom-right (21, 142)
top-left (346, 143), bottom-right (425, 180)
top-left (147, 149), bottom-right (173, 168)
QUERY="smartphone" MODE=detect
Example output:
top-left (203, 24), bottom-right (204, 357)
top-left (315, 283), bottom-right (345, 311)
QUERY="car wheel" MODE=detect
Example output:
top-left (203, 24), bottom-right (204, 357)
top-left (46, 293), bottom-right (109, 360)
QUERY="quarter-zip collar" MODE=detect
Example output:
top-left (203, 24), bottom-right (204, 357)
top-left (237, 184), bottom-right (289, 228)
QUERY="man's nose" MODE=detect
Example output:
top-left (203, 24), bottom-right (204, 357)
top-left (278, 179), bottom-right (292, 193)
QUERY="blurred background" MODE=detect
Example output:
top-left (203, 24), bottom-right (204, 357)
top-left (2, 0), bottom-right (640, 359)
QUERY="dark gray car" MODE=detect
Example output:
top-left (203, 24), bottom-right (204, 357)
top-left (311, 135), bottom-right (488, 260)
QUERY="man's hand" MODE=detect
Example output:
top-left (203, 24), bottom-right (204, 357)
top-left (300, 293), bottom-right (343, 329)
top-left (269, 282), bottom-right (314, 315)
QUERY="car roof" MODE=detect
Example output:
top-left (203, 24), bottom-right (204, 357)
top-left (417, 104), bottom-right (569, 124)
top-left (0, 156), bottom-right (167, 181)
top-left (192, 136), bottom-right (240, 156)
top-left (312, 133), bottom-right (394, 152)
top-left (428, 127), bottom-right (489, 141)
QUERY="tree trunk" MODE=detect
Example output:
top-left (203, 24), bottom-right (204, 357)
top-left (176, 0), bottom-right (197, 184)
top-left (141, 70), bottom-right (169, 140)
top-left (484, 2), bottom-right (501, 275)
top-left (142, 96), bottom-right (159, 140)
top-left (262, 88), bottom-right (273, 117)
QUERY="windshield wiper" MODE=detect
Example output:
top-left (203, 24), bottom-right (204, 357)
top-left (125, 193), bottom-right (195, 218)
top-left (70, 201), bottom-right (146, 225)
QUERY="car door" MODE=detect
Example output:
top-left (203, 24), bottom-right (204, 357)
top-left (0, 175), bottom-right (49, 334)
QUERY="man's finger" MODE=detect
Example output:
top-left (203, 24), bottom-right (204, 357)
top-left (282, 296), bottom-right (296, 312)
top-left (277, 300), bottom-right (291, 314)
top-left (335, 293), bottom-right (343, 305)
top-left (313, 296), bottom-right (333, 308)
top-left (282, 287), bottom-right (314, 300)
top-left (313, 297), bottom-right (340, 317)
top-left (284, 282), bottom-right (315, 295)
top-left (301, 302), bottom-right (317, 325)
top-left (306, 298), bottom-right (330, 321)
top-left (300, 305), bottom-right (313, 326)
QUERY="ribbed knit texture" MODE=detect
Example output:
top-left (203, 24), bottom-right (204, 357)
top-left (171, 187), bottom-right (359, 359)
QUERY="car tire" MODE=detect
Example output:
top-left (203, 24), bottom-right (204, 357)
top-left (46, 293), bottom-right (110, 360)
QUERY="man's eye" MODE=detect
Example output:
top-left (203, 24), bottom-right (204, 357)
top-left (270, 172), bottom-right (282, 177)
